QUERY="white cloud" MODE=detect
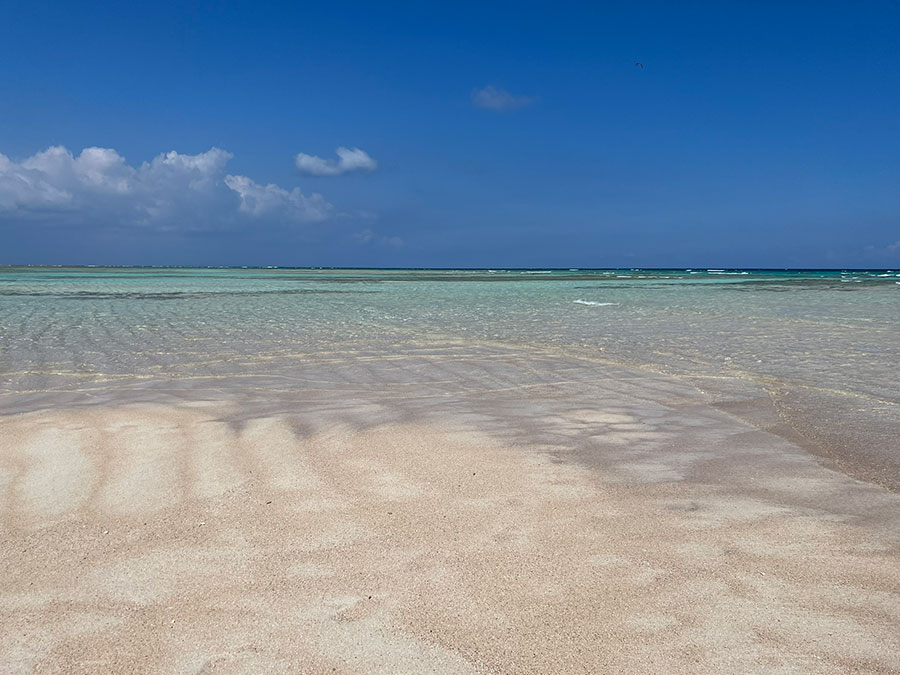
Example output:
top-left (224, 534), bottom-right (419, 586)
top-left (295, 147), bottom-right (377, 176)
top-left (0, 145), bottom-right (331, 229)
top-left (471, 85), bottom-right (535, 111)
top-left (224, 174), bottom-right (331, 221)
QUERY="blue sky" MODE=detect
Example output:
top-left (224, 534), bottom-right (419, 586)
top-left (1, 0), bottom-right (899, 267)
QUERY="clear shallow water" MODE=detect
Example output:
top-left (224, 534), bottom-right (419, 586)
top-left (1, 267), bottom-right (898, 487)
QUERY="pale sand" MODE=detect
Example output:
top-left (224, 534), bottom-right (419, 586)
top-left (1, 399), bottom-right (900, 674)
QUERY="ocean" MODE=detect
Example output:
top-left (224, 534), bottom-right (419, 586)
top-left (1, 266), bottom-right (898, 488)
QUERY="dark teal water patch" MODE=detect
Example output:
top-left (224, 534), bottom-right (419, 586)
top-left (0, 289), bottom-right (379, 299)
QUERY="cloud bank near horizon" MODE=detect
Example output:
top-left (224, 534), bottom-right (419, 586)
top-left (0, 146), bottom-right (331, 230)
top-left (295, 147), bottom-right (378, 176)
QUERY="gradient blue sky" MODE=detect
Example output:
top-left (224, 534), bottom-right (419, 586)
top-left (1, 0), bottom-right (899, 267)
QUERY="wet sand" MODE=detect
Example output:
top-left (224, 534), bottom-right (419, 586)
top-left (1, 348), bottom-right (899, 674)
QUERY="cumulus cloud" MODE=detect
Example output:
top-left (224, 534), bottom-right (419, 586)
top-left (224, 175), bottom-right (330, 220)
top-left (471, 85), bottom-right (535, 111)
top-left (295, 147), bottom-right (377, 176)
top-left (0, 145), bottom-right (331, 229)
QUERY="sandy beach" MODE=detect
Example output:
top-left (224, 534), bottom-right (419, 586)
top-left (4, 0), bottom-right (900, 667)
top-left (2, 337), bottom-right (899, 674)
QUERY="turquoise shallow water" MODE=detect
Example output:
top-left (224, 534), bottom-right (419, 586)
top-left (1, 266), bottom-right (898, 387)
top-left (1, 267), bottom-right (898, 486)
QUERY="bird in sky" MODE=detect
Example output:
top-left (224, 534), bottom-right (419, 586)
top-left (635, 62), bottom-right (644, 68)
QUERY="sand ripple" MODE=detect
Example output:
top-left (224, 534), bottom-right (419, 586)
top-left (1, 403), bottom-right (899, 674)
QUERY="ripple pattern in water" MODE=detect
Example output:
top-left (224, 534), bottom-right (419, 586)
top-left (1, 266), bottom-right (898, 487)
